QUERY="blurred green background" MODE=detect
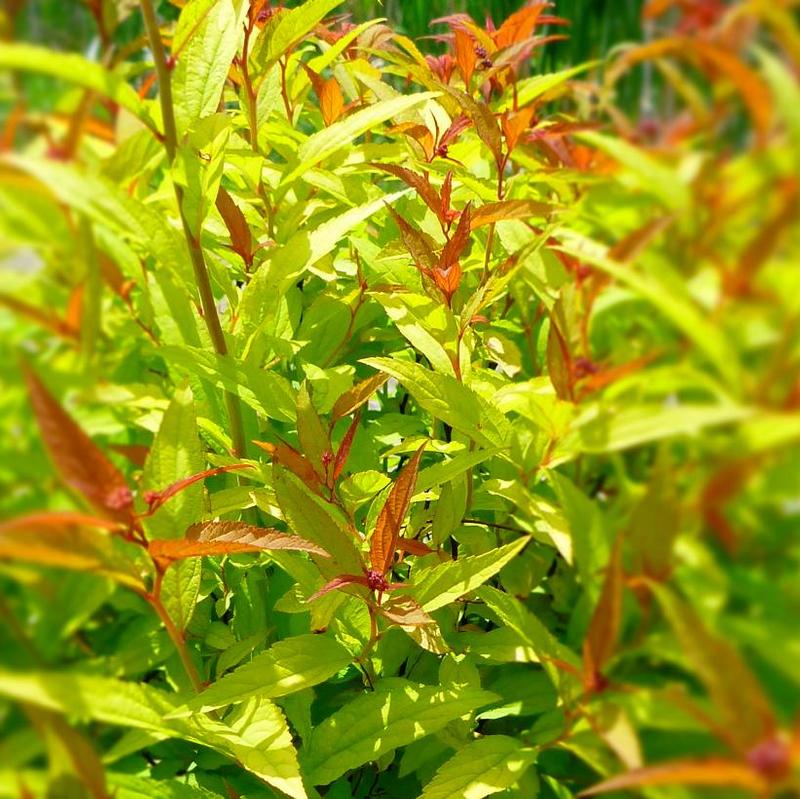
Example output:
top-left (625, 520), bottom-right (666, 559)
top-left (12, 0), bottom-right (646, 64)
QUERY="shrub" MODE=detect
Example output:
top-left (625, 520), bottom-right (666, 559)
top-left (0, 1), bottom-right (798, 798)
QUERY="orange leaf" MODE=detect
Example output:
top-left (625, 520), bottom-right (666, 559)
top-left (23, 365), bottom-right (136, 525)
top-left (370, 443), bottom-right (426, 576)
top-left (149, 520), bottom-right (329, 568)
top-left (501, 106), bottom-right (535, 153)
top-left (216, 187), bottom-right (253, 268)
top-left (254, 440), bottom-right (324, 492)
top-left (331, 373), bottom-right (388, 421)
top-left (454, 28), bottom-right (477, 87)
top-left (319, 76), bottom-right (345, 126)
top-left (579, 758), bottom-right (767, 796)
top-left (470, 199), bottom-right (553, 229)
top-left (439, 201), bottom-right (472, 272)
top-left (431, 262), bottom-right (462, 305)
top-left (493, 3), bottom-right (549, 49)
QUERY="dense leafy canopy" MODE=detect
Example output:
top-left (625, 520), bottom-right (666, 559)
top-left (0, 1), bottom-right (799, 798)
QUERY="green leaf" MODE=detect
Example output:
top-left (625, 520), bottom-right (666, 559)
top-left (556, 235), bottom-right (740, 388)
top-left (361, 357), bottom-right (511, 448)
top-left (0, 670), bottom-right (307, 799)
top-left (576, 131), bottom-right (691, 210)
top-left (161, 346), bottom-right (296, 423)
top-left (420, 736), bottom-right (537, 799)
top-left (172, 0), bottom-right (244, 133)
top-left (284, 93), bottom-right (438, 184)
top-left (257, 0), bottom-right (344, 68)
top-left (373, 291), bottom-right (458, 375)
top-left (273, 466), bottom-right (363, 575)
top-left (174, 115), bottom-right (230, 235)
top-left (109, 774), bottom-right (224, 799)
top-left (160, 559), bottom-right (202, 632)
top-left (410, 538), bottom-right (530, 612)
top-left (299, 679), bottom-right (497, 785)
top-left (143, 386), bottom-right (205, 540)
top-left (650, 584), bottom-right (776, 752)
top-left (475, 586), bottom-right (581, 692)
top-left (175, 634), bottom-right (352, 714)
top-left (570, 402), bottom-right (753, 454)
top-left (0, 43), bottom-right (154, 129)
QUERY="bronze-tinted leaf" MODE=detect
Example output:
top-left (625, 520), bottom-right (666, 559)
top-left (579, 758), bottom-right (767, 796)
top-left (23, 365), bottom-right (135, 525)
top-left (372, 163), bottom-right (443, 225)
top-left (387, 205), bottom-right (437, 272)
top-left (369, 443), bottom-right (426, 576)
top-left (0, 515), bottom-right (147, 591)
top-left (306, 573), bottom-right (367, 603)
top-left (216, 187), bottom-right (253, 267)
top-left (142, 464), bottom-right (253, 515)
top-left (254, 440), bottom-right (324, 493)
top-left (332, 410), bottom-right (361, 482)
top-left (149, 520), bottom-right (329, 567)
top-left (331, 373), bottom-right (388, 421)
top-left (470, 199), bottom-right (553, 229)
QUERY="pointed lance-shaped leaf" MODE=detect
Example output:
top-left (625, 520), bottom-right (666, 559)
top-left (470, 199), bottom-right (554, 229)
top-left (148, 520), bottom-right (329, 569)
top-left (254, 440), bottom-right (324, 493)
top-left (387, 205), bottom-right (437, 272)
top-left (372, 163), bottom-right (445, 226)
top-left (296, 382), bottom-right (331, 483)
top-left (215, 187), bottom-right (253, 268)
top-left (439, 201), bottom-right (472, 271)
top-left (23, 364), bottom-right (136, 525)
top-left (333, 409), bottom-right (361, 483)
top-left (331, 373), bottom-right (388, 422)
top-left (306, 573), bottom-right (368, 603)
top-left (583, 540), bottom-right (624, 690)
top-left (142, 464), bottom-right (254, 516)
top-left (579, 758), bottom-right (768, 796)
top-left (370, 443), bottom-right (427, 575)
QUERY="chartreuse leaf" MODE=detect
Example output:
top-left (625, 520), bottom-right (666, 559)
top-left (257, 0), bottom-right (343, 68)
top-left (0, 670), bottom-right (307, 799)
top-left (143, 386), bottom-right (205, 540)
top-left (284, 93), bottom-right (438, 184)
top-left (174, 115), bottom-right (230, 236)
top-left (361, 357), bottom-right (511, 449)
top-left (569, 402), bottom-right (752, 454)
top-left (172, 0), bottom-right (244, 133)
top-left (650, 584), bottom-right (775, 752)
top-left (410, 537), bottom-right (530, 612)
top-left (556, 234), bottom-right (741, 389)
top-left (299, 679), bottom-right (497, 785)
top-left (109, 774), bottom-right (223, 798)
top-left (373, 291), bottom-right (459, 376)
top-left (576, 131), bottom-right (690, 210)
top-left (239, 189), bottom-right (409, 339)
top-left (0, 43), bottom-right (154, 128)
top-left (174, 634), bottom-right (352, 715)
top-left (273, 466), bottom-right (363, 576)
top-left (476, 586), bottom-right (581, 693)
top-left (161, 346), bottom-right (296, 423)
top-left (420, 735), bottom-right (537, 799)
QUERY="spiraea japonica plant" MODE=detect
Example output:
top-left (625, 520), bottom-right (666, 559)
top-left (0, 0), bottom-right (799, 797)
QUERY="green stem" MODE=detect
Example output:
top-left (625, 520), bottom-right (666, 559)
top-left (140, 0), bottom-right (248, 459)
